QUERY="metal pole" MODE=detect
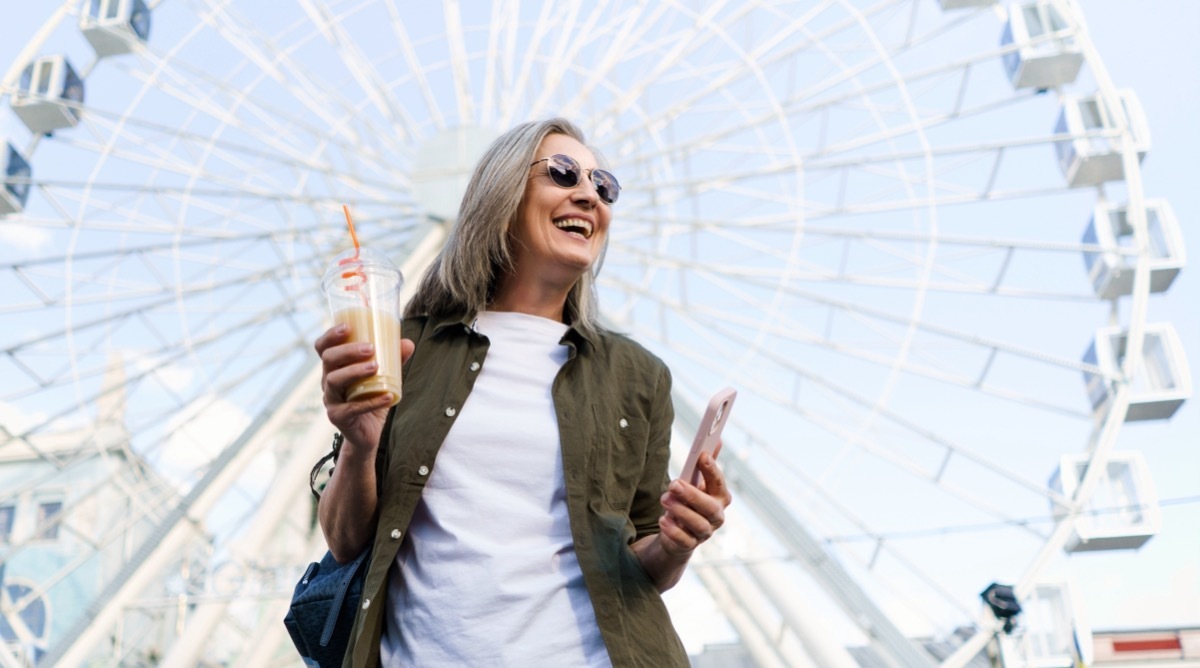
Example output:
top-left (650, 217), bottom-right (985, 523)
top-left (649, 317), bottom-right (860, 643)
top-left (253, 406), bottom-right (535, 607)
top-left (45, 223), bottom-right (446, 665)
top-left (671, 391), bottom-right (937, 668)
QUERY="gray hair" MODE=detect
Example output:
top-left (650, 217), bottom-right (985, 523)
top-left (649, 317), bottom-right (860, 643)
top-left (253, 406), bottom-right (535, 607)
top-left (405, 118), bottom-right (606, 335)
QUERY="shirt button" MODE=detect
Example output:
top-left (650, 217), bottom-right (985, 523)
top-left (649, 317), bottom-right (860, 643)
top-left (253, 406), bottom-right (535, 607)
top-left (362, 598), bottom-right (371, 610)
top-left (469, 361), bottom-right (480, 372)
top-left (418, 465), bottom-right (429, 476)
top-left (391, 529), bottom-right (402, 540)
top-left (445, 406), bottom-right (457, 417)
top-left (619, 418), bottom-right (629, 429)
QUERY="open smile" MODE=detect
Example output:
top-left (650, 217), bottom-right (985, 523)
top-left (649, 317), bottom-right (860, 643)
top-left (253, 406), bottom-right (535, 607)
top-left (553, 217), bottom-right (594, 239)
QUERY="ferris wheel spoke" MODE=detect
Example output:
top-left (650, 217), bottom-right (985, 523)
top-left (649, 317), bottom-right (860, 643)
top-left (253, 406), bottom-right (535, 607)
top-left (524, 1), bottom-right (606, 121)
top-left (557, 3), bottom-right (669, 122)
top-left (603, 0), bottom-right (908, 145)
top-left (74, 104), bottom-right (410, 198)
top-left (0, 234), bottom-right (326, 316)
top-left (752, 443), bottom-right (983, 621)
top-left (441, 1), bottom-right (478, 123)
top-left (709, 341), bottom-right (1072, 520)
top-left (721, 268), bottom-right (1106, 379)
top-left (592, 0), bottom-right (757, 136)
top-left (383, 0), bottom-right (448, 129)
top-left (117, 54), bottom-right (406, 177)
top-left (190, 0), bottom-right (408, 156)
top-left (3, 270), bottom-right (321, 414)
top-left (606, 264), bottom-right (1096, 427)
top-left (610, 234), bottom-right (1098, 304)
top-left (295, 0), bottom-right (421, 140)
top-left (620, 298), bottom-right (1070, 523)
top-left (497, 0), bottom-right (563, 129)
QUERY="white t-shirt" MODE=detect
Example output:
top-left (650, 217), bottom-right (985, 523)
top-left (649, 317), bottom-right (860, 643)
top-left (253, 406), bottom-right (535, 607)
top-left (381, 311), bottom-right (612, 667)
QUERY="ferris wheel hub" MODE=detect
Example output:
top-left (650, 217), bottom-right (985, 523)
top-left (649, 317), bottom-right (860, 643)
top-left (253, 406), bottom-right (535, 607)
top-left (411, 125), bottom-right (499, 222)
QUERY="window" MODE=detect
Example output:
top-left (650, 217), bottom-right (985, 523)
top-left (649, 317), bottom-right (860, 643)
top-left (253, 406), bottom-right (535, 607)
top-left (36, 61), bottom-right (53, 97)
top-left (5, 144), bottom-right (31, 204)
top-left (1023, 6), bottom-right (1044, 38)
top-left (0, 506), bottom-right (13, 543)
top-left (35, 501), bottom-right (62, 540)
top-left (131, 0), bottom-right (151, 40)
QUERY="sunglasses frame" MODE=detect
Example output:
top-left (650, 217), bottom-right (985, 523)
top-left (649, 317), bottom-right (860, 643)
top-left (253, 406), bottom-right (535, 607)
top-left (530, 153), bottom-right (620, 205)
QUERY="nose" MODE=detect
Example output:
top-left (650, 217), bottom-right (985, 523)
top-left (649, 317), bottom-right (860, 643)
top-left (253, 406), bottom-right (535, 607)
top-left (572, 175), bottom-right (601, 207)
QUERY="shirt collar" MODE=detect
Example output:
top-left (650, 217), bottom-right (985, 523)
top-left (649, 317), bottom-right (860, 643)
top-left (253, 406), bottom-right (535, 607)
top-left (426, 309), bottom-right (598, 350)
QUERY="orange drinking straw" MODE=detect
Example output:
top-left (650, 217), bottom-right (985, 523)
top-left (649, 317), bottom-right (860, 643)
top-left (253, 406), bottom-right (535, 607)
top-left (342, 204), bottom-right (361, 258)
top-left (338, 204), bottom-right (370, 307)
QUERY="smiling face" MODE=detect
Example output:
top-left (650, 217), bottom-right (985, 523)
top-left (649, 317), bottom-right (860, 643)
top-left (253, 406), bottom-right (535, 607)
top-left (506, 133), bottom-right (612, 290)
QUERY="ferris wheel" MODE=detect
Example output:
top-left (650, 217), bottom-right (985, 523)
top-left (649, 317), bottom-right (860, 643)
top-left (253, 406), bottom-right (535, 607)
top-left (0, 1), bottom-right (1189, 666)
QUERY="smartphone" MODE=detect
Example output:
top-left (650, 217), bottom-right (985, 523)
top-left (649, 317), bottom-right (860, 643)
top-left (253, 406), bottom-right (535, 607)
top-left (679, 387), bottom-right (737, 486)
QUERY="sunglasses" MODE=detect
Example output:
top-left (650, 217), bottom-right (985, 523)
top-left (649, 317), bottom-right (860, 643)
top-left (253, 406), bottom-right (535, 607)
top-left (530, 154), bottom-right (620, 205)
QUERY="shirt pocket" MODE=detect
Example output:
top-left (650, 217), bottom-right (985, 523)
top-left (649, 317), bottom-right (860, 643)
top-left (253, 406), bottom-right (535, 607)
top-left (591, 406), bottom-right (650, 513)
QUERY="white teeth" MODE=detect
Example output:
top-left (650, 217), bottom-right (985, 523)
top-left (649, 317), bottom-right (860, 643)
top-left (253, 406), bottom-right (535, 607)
top-left (553, 218), bottom-right (593, 238)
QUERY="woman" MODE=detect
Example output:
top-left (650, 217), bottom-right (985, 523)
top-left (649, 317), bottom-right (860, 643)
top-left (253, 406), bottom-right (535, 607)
top-left (314, 118), bottom-right (731, 667)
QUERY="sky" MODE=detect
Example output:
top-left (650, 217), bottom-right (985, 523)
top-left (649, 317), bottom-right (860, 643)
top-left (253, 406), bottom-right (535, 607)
top-left (0, 0), bottom-right (1196, 660)
top-left (1062, 0), bottom-right (1200, 632)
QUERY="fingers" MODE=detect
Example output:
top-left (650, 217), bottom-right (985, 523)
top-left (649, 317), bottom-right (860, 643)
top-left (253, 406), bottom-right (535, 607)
top-left (657, 452), bottom-right (734, 555)
top-left (697, 451), bottom-right (732, 506)
top-left (660, 481), bottom-right (726, 550)
top-left (314, 323), bottom-right (351, 356)
top-left (321, 343), bottom-right (376, 406)
top-left (317, 329), bottom-right (414, 401)
top-left (316, 325), bottom-right (414, 434)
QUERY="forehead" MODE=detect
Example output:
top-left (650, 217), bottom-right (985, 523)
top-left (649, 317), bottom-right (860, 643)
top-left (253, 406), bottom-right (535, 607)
top-left (537, 133), bottom-right (597, 168)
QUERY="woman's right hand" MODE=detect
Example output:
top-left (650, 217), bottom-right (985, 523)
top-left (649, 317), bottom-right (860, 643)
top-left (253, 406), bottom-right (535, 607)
top-left (315, 324), bottom-right (415, 457)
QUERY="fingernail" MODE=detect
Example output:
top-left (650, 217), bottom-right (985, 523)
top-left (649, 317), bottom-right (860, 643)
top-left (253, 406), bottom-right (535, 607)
top-left (360, 343), bottom-right (374, 354)
top-left (365, 360), bottom-right (378, 371)
top-left (669, 481), bottom-right (683, 493)
top-left (335, 323), bottom-right (348, 334)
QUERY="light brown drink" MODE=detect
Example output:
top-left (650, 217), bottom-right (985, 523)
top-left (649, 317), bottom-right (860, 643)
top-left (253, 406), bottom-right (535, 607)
top-left (333, 306), bottom-right (402, 405)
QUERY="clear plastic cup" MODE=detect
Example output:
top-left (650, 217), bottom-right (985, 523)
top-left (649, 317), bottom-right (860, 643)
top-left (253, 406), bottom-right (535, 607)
top-left (322, 247), bottom-right (404, 406)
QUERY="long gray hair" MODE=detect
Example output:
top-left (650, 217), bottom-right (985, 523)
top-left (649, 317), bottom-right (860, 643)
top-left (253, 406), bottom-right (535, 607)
top-left (405, 118), bottom-right (606, 335)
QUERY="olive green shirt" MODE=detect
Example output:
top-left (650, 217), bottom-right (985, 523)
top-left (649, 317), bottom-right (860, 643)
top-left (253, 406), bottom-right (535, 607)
top-left (343, 311), bottom-right (689, 667)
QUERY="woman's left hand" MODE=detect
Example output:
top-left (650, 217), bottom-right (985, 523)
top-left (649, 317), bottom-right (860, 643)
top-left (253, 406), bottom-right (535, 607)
top-left (630, 443), bottom-right (733, 591)
top-left (657, 446), bottom-right (733, 557)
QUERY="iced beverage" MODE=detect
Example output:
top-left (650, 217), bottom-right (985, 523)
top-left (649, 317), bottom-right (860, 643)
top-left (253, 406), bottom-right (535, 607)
top-left (334, 306), bottom-right (403, 403)
top-left (323, 246), bottom-right (404, 406)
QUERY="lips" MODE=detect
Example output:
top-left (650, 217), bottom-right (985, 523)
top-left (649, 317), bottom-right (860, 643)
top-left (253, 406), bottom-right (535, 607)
top-left (553, 216), bottom-right (593, 239)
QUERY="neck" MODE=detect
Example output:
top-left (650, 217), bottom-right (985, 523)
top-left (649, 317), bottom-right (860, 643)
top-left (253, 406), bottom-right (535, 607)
top-left (490, 274), bottom-right (572, 323)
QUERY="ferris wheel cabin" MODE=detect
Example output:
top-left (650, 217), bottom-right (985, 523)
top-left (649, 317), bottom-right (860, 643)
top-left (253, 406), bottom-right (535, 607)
top-left (1, 142), bottom-right (32, 217)
top-left (1054, 90), bottom-right (1150, 188)
top-left (11, 56), bottom-right (84, 136)
top-left (81, 0), bottom-right (151, 58)
top-left (1083, 323), bottom-right (1191, 422)
top-left (1082, 199), bottom-right (1185, 300)
top-left (1050, 450), bottom-right (1161, 553)
top-left (1000, 1), bottom-right (1084, 90)
top-left (996, 581), bottom-right (1094, 668)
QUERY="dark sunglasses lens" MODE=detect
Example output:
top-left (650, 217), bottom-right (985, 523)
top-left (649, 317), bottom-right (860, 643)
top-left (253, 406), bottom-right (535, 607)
top-left (547, 155), bottom-right (581, 188)
top-left (593, 170), bottom-right (619, 204)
